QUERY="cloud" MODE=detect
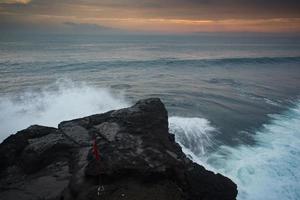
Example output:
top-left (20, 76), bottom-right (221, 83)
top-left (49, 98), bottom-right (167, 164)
top-left (0, 0), bottom-right (299, 33)
top-left (63, 22), bottom-right (115, 32)
top-left (0, 0), bottom-right (31, 4)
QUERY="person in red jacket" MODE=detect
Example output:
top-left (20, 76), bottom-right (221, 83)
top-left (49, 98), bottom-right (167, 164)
top-left (92, 136), bottom-right (100, 161)
top-left (92, 135), bottom-right (104, 196)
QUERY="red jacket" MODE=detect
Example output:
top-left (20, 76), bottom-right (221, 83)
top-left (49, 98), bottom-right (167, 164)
top-left (92, 139), bottom-right (100, 161)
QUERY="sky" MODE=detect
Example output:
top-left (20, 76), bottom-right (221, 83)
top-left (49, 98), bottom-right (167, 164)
top-left (0, 0), bottom-right (300, 34)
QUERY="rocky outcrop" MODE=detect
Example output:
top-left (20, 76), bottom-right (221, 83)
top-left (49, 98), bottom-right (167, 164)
top-left (0, 98), bottom-right (237, 200)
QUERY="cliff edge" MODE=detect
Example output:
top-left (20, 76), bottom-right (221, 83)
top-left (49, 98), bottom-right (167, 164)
top-left (0, 98), bottom-right (237, 200)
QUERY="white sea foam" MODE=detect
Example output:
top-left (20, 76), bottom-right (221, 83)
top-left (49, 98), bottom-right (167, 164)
top-left (0, 82), bottom-right (129, 141)
top-left (1, 81), bottom-right (299, 200)
top-left (169, 116), bottom-right (216, 170)
top-left (170, 103), bottom-right (300, 200)
top-left (208, 102), bottom-right (300, 200)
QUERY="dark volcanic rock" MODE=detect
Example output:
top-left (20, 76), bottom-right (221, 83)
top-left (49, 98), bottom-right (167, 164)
top-left (0, 98), bottom-right (237, 200)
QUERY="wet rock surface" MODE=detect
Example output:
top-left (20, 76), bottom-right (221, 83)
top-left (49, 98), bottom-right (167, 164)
top-left (0, 98), bottom-right (237, 200)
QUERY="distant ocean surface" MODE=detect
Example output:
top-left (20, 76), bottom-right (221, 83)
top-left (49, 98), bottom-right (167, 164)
top-left (1, 34), bottom-right (300, 199)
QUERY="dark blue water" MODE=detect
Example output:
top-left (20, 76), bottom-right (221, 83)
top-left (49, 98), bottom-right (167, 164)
top-left (0, 34), bottom-right (300, 199)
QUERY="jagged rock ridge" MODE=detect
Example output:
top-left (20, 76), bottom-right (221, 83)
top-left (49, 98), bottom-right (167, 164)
top-left (0, 98), bottom-right (237, 200)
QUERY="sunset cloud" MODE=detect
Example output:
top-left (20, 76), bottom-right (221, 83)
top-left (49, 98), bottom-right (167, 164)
top-left (0, 0), bottom-right (31, 4)
top-left (0, 0), bottom-right (299, 33)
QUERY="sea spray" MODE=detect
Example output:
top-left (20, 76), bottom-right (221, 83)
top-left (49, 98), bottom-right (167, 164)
top-left (170, 103), bottom-right (300, 200)
top-left (169, 116), bottom-right (216, 156)
top-left (169, 116), bottom-right (217, 170)
top-left (207, 102), bottom-right (300, 200)
top-left (0, 82), bottom-right (129, 141)
top-left (1, 79), bottom-right (299, 200)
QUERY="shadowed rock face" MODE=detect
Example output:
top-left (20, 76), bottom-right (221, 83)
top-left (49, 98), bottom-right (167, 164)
top-left (0, 98), bottom-right (237, 200)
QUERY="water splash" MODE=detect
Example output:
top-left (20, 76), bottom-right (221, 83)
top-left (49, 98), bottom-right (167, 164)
top-left (170, 103), bottom-right (300, 200)
top-left (169, 116), bottom-right (216, 169)
top-left (0, 81), bottom-right (129, 141)
top-left (208, 102), bottom-right (300, 200)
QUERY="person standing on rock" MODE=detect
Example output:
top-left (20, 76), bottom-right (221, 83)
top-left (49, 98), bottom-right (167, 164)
top-left (92, 135), bottom-right (105, 196)
top-left (92, 135), bottom-right (100, 161)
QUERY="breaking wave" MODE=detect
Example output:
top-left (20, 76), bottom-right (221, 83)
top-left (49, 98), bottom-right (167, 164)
top-left (0, 82), bottom-right (129, 141)
top-left (209, 101), bottom-right (300, 200)
top-left (171, 102), bottom-right (300, 200)
top-left (1, 80), bottom-right (299, 200)
top-left (169, 116), bottom-right (216, 170)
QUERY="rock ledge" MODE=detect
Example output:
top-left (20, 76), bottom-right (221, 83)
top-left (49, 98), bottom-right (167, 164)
top-left (0, 98), bottom-right (237, 200)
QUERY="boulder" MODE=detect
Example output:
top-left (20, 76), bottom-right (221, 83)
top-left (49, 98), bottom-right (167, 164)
top-left (0, 98), bottom-right (237, 200)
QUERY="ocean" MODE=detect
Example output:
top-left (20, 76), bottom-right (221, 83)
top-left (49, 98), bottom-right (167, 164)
top-left (0, 33), bottom-right (300, 199)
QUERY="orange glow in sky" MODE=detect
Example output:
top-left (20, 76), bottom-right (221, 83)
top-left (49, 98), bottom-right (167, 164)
top-left (0, 0), bottom-right (300, 33)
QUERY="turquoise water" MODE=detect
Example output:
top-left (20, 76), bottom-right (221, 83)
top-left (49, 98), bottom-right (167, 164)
top-left (0, 34), bottom-right (300, 199)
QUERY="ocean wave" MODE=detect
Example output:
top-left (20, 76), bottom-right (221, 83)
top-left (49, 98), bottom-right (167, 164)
top-left (0, 81), bottom-right (129, 141)
top-left (58, 56), bottom-right (300, 67)
top-left (1, 56), bottom-right (300, 71)
top-left (201, 56), bottom-right (300, 65)
top-left (1, 80), bottom-right (299, 200)
top-left (176, 102), bottom-right (300, 200)
top-left (169, 116), bottom-right (217, 163)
